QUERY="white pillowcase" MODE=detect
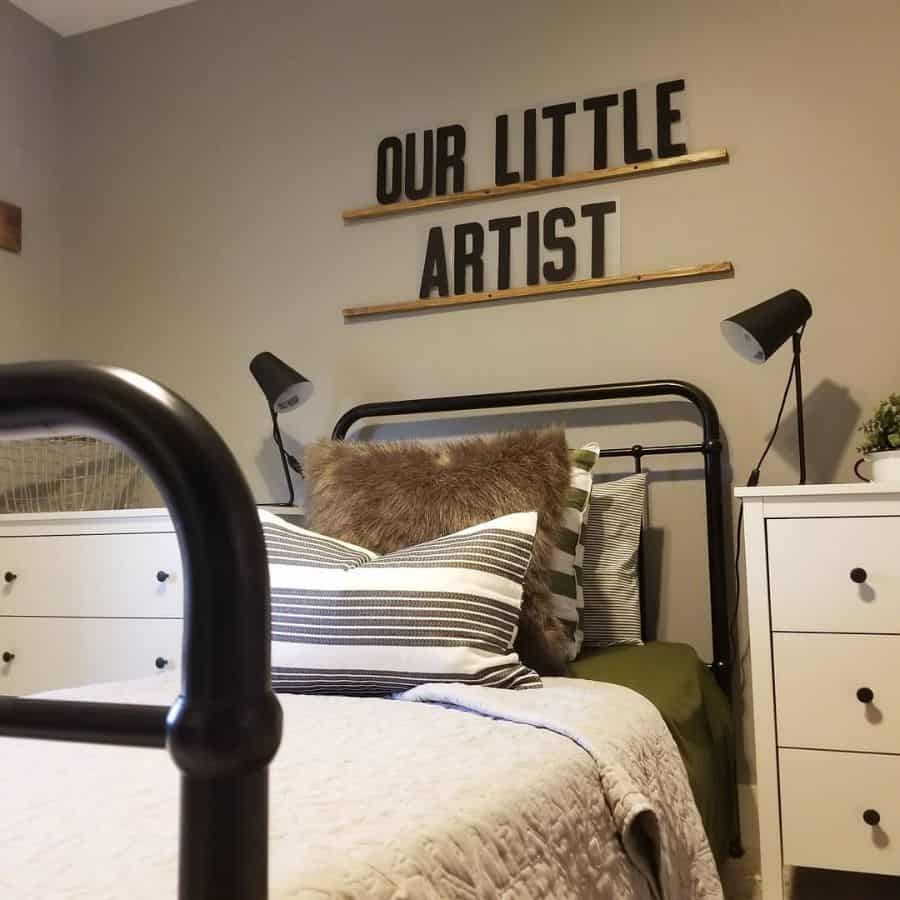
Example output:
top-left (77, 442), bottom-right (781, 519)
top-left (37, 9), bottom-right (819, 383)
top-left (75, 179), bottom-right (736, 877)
top-left (260, 509), bottom-right (542, 694)
top-left (580, 473), bottom-right (647, 649)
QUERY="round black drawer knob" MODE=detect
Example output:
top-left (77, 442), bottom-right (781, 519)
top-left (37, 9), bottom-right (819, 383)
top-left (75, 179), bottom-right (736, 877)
top-left (1, 651), bottom-right (14, 663)
top-left (156, 570), bottom-right (170, 583)
top-left (850, 567), bottom-right (868, 584)
top-left (864, 809), bottom-right (881, 827)
top-left (4, 571), bottom-right (16, 583)
top-left (857, 687), bottom-right (875, 704)
top-left (155, 657), bottom-right (168, 670)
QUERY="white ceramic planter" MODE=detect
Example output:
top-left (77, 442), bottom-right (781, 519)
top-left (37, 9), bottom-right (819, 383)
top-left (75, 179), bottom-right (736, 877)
top-left (870, 448), bottom-right (900, 482)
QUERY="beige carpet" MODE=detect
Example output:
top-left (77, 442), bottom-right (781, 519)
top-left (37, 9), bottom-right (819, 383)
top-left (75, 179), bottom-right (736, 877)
top-left (722, 851), bottom-right (900, 899)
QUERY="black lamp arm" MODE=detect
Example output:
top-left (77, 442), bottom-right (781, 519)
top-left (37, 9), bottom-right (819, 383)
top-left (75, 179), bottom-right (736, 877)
top-left (792, 331), bottom-right (806, 485)
top-left (269, 408), bottom-right (302, 506)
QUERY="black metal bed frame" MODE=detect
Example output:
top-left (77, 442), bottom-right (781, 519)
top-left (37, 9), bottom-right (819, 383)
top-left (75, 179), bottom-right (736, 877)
top-left (0, 363), bottom-right (281, 900)
top-left (333, 378), bottom-right (732, 696)
top-left (0, 366), bottom-right (733, 899)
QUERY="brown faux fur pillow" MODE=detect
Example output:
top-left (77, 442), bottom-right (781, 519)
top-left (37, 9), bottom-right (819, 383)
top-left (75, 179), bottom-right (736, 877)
top-left (304, 427), bottom-right (571, 675)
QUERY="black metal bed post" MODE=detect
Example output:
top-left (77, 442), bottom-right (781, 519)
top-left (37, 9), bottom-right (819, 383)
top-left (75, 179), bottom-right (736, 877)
top-left (694, 396), bottom-right (731, 697)
top-left (702, 444), bottom-right (729, 694)
top-left (0, 362), bottom-right (282, 900)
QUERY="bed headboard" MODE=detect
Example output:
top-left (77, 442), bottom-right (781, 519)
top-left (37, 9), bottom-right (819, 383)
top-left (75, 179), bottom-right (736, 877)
top-left (332, 379), bottom-right (731, 697)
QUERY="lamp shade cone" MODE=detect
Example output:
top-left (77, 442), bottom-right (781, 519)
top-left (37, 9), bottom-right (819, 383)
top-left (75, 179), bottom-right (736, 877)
top-left (721, 289), bottom-right (812, 364)
top-left (249, 352), bottom-right (309, 412)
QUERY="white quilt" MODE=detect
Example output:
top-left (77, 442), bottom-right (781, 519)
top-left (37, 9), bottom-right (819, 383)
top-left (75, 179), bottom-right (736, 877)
top-left (0, 674), bottom-right (722, 900)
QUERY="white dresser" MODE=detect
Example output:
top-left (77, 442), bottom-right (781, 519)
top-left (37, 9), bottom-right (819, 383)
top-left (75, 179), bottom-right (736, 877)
top-left (0, 506), bottom-right (301, 697)
top-left (739, 483), bottom-right (900, 898)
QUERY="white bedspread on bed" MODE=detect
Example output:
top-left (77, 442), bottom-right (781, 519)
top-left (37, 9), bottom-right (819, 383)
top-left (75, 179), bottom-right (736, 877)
top-left (0, 675), bottom-right (722, 900)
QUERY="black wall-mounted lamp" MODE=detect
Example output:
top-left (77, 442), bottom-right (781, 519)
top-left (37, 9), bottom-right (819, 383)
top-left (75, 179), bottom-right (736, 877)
top-left (250, 352), bottom-right (310, 506)
top-left (722, 289), bottom-right (813, 484)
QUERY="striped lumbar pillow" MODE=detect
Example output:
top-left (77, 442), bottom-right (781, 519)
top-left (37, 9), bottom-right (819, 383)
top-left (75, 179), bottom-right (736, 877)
top-left (260, 509), bottom-right (542, 694)
top-left (549, 443), bottom-right (601, 661)
top-left (580, 472), bottom-right (647, 649)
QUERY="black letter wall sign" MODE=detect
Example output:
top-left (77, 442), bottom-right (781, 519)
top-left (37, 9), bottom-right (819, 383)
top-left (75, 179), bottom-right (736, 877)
top-left (417, 200), bottom-right (622, 300)
top-left (377, 123), bottom-right (469, 206)
top-left (343, 77), bottom-right (734, 319)
top-left (656, 79), bottom-right (688, 158)
top-left (375, 137), bottom-right (403, 205)
top-left (347, 80), bottom-right (728, 222)
top-left (583, 93), bottom-right (618, 170)
top-left (435, 125), bottom-right (466, 195)
top-left (419, 226), bottom-right (450, 299)
top-left (487, 215), bottom-right (522, 290)
top-left (404, 131), bottom-right (434, 201)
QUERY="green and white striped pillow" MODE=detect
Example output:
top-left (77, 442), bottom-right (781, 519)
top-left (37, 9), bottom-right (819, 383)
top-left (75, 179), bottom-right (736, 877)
top-left (549, 443), bottom-right (600, 660)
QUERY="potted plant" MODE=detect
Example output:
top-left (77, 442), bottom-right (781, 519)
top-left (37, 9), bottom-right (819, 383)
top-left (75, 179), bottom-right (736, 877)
top-left (856, 394), bottom-right (900, 482)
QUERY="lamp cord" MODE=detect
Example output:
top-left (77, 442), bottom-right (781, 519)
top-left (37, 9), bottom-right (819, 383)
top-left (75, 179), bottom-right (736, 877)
top-left (731, 326), bottom-right (804, 694)
top-left (269, 408), bottom-right (303, 507)
top-left (272, 420), bottom-right (304, 475)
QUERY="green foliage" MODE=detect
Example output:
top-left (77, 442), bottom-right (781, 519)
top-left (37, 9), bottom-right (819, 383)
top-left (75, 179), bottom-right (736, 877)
top-left (858, 394), bottom-right (900, 454)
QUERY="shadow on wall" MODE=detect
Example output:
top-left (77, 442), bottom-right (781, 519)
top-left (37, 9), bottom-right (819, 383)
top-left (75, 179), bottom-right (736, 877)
top-left (729, 379), bottom-right (859, 784)
top-left (771, 378), bottom-right (862, 483)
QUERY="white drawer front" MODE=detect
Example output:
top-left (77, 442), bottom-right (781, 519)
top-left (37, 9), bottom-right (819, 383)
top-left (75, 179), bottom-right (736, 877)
top-left (780, 748), bottom-right (900, 876)
top-left (0, 532), bottom-right (182, 618)
top-left (768, 517), bottom-right (900, 633)
top-left (0, 617), bottom-right (181, 696)
top-left (775, 633), bottom-right (900, 753)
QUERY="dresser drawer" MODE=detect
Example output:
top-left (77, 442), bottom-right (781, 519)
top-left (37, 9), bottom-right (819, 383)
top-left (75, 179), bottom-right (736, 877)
top-left (780, 748), bottom-right (900, 876)
top-left (775, 633), bottom-right (900, 753)
top-left (768, 517), bottom-right (900, 633)
top-left (0, 617), bottom-right (181, 696)
top-left (0, 532), bottom-right (182, 618)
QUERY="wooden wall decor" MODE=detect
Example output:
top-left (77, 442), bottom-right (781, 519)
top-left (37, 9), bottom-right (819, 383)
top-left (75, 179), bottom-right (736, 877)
top-left (343, 261), bottom-right (734, 319)
top-left (0, 201), bottom-right (22, 254)
top-left (343, 148), bottom-right (728, 222)
top-left (343, 78), bottom-right (733, 320)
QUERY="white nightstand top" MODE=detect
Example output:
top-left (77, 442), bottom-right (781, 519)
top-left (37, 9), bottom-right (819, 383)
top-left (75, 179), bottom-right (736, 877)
top-left (0, 505), bottom-right (304, 536)
top-left (735, 482), bottom-right (900, 499)
top-left (0, 505), bottom-right (303, 522)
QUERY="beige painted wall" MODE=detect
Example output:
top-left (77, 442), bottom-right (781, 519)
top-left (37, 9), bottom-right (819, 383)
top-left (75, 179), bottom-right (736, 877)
top-left (56, 0), bottom-right (900, 783)
top-left (0, 0), bottom-right (62, 360)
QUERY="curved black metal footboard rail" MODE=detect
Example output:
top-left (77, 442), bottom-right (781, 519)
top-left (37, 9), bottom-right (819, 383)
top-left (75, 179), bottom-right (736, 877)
top-left (0, 362), bottom-right (282, 900)
top-left (333, 379), bottom-right (731, 697)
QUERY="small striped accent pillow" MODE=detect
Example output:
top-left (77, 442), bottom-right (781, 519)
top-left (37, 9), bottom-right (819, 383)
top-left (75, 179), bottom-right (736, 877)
top-left (260, 509), bottom-right (542, 694)
top-left (580, 472), bottom-right (647, 649)
top-left (549, 443), bottom-right (601, 660)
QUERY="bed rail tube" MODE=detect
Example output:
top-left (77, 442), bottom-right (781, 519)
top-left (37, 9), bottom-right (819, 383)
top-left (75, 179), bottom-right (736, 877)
top-left (0, 362), bottom-right (282, 900)
top-left (0, 698), bottom-right (168, 747)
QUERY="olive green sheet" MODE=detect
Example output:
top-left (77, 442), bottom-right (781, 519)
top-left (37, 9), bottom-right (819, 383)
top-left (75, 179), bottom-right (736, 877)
top-left (569, 641), bottom-right (738, 865)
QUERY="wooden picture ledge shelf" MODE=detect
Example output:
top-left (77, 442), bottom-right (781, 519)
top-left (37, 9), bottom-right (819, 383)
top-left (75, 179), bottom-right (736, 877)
top-left (343, 260), bottom-right (734, 319)
top-left (0, 201), bottom-right (22, 254)
top-left (343, 148), bottom-right (729, 222)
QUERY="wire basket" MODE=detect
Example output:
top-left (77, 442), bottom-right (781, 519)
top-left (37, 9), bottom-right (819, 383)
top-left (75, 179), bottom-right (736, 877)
top-left (0, 437), bottom-right (146, 513)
